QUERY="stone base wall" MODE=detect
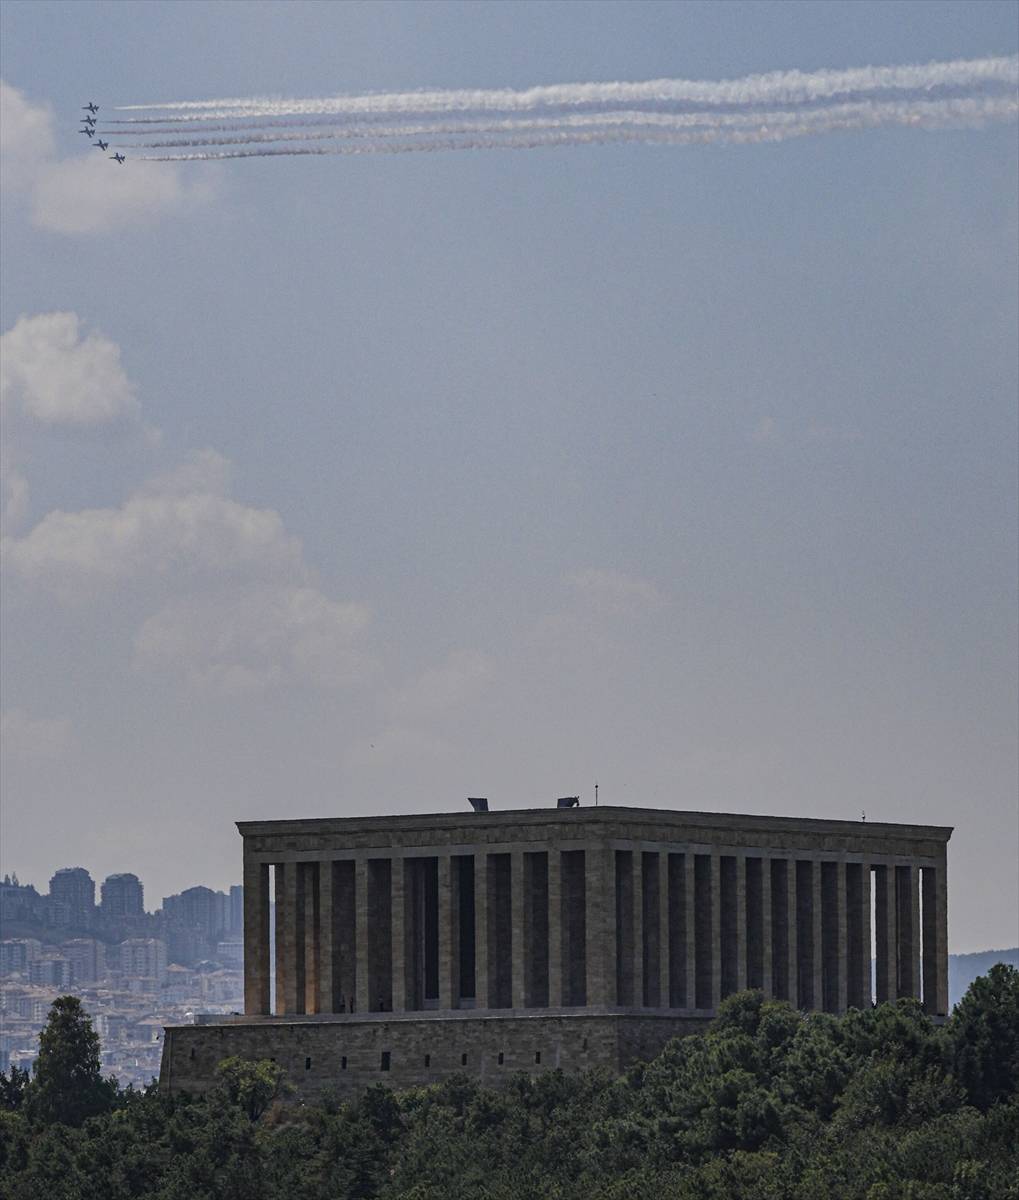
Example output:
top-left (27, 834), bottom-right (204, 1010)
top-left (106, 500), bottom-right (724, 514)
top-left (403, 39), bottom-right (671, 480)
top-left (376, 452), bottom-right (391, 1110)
top-left (159, 1011), bottom-right (709, 1100)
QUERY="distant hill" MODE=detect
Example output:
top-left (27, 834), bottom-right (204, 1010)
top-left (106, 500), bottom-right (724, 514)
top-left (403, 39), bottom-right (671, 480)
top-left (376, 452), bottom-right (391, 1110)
top-left (949, 948), bottom-right (1019, 1007)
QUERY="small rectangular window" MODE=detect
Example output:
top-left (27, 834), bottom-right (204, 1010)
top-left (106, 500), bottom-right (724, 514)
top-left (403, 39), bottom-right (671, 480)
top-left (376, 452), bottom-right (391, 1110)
top-left (305, 1056), bottom-right (312, 1070)
top-left (341, 1056), bottom-right (347, 1070)
top-left (534, 1051), bottom-right (541, 1065)
top-left (189, 1048), bottom-right (195, 1060)
top-left (497, 1052), bottom-right (504, 1065)
top-left (424, 1054), bottom-right (430, 1067)
top-left (461, 1052), bottom-right (468, 1066)
top-left (380, 1051), bottom-right (391, 1071)
top-left (582, 1038), bottom-right (588, 1050)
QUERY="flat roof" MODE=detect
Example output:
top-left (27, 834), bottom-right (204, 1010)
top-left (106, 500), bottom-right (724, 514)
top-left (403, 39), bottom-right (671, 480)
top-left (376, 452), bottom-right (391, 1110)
top-left (237, 804), bottom-right (952, 841)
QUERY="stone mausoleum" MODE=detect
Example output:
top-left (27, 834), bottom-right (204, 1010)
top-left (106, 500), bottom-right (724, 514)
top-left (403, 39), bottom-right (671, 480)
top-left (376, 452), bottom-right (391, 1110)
top-left (159, 805), bottom-right (951, 1098)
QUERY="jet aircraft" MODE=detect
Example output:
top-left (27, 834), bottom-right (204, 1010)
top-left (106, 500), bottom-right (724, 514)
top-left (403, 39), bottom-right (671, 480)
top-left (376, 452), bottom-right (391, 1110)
top-left (94, 139), bottom-right (109, 151)
top-left (110, 152), bottom-right (126, 164)
top-left (83, 113), bottom-right (96, 123)
top-left (82, 102), bottom-right (99, 113)
top-left (79, 127), bottom-right (95, 137)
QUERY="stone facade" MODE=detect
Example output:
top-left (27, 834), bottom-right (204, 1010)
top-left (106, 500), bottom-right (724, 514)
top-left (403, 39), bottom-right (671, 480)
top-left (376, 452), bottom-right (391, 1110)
top-left (160, 805), bottom-right (951, 1099)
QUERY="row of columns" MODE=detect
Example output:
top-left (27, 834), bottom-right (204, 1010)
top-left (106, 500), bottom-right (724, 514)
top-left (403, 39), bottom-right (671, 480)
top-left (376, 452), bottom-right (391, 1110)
top-left (243, 846), bottom-right (948, 1019)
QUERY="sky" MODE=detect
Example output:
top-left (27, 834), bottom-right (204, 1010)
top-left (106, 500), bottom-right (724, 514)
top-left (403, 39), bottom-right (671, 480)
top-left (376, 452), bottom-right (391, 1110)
top-left (1, 0), bottom-right (1016, 954)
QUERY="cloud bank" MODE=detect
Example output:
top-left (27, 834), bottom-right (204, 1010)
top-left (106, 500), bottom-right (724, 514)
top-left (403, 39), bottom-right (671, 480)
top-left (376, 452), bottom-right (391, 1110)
top-left (2, 314), bottom-right (372, 693)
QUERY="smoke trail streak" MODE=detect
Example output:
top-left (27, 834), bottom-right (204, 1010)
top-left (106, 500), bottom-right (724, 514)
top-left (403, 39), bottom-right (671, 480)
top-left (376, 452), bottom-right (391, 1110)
top-left (137, 95), bottom-right (1017, 161)
top-left (117, 55), bottom-right (1017, 123)
top-left (110, 55), bottom-right (1016, 164)
top-left (122, 96), bottom-right (1017, 153)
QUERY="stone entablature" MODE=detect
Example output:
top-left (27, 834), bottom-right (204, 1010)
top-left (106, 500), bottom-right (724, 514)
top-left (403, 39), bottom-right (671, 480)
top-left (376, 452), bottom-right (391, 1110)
top-left (238, 808), bottom-right (950, 861)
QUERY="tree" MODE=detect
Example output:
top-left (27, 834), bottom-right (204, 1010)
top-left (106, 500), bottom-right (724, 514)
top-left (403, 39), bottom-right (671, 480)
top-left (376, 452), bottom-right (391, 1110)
top-left (0, 1066), bottom-right (30, 1112)
top-left (24, 996), bottom-right (116, 1127)
top-left (948, 962), bottom-right (1019, 1111)
top-left (214, 1056), bottom-right (290, 1121)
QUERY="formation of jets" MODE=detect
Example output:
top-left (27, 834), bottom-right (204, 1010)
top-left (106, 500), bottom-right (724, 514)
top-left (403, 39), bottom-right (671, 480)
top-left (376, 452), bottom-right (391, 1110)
top-left (77, 103), bottom-right (126, 164)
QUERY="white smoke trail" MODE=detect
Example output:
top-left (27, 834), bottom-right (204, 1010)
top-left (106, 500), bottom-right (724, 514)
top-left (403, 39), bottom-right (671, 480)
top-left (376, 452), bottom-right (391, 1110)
top-left (137, 94), bottom-right (1017, 161)
top-left (124, 95), bottom-right (1016, 150)
top-left (117, 55), bottom-right (1017, 123)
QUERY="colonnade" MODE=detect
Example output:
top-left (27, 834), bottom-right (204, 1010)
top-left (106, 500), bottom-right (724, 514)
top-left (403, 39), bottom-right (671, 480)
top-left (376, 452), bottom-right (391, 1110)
top-left (243, 844), bottom-right (949, 1020)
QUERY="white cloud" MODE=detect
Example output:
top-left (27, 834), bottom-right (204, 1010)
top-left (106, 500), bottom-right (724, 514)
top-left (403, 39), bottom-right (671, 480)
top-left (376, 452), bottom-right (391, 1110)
top-left (1, 315), bottom-right (373, 694)
top-left (140, 448), bottom-right (233, 498)
top-left (1, 449), bottom-right (29, 535)
top-left (2, 459), bottom-right (303, 597)
top-left (1, 312), bottom-right (140, 427)
top-left (0, 81), bottom-right (55, 192)
top-left (0, 709), bottom-right (74, 761)
top-left (0, 80), bottom-right (215, 235)
top-left (566, 567), bottom-right (666, 616)
top-left (133, 585), bottom-right (371, 692)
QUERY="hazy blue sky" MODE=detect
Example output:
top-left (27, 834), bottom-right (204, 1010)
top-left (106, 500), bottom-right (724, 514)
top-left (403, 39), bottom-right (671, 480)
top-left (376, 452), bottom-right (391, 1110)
top-left (1, 1), bottom-right (1016, 952)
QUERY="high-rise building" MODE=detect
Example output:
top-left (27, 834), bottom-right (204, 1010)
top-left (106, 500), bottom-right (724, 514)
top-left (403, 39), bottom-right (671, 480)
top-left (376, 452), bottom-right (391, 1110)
top-left (0, 938), bottom-right (42, 975)
top-left (119, 937), bottom-right (168, 983)
top-left (48, 867), bottom-right (95, 928)
top-left (162, 886), bottom-right (229, 937)
top-left (62, 937), bottom-right (106, 983)
top-left (100, 873), bottom-right (145, 918)
top-left (229, 885), bottom-right (244, 936)
top-left (30, 956), bottom-right (72, 987)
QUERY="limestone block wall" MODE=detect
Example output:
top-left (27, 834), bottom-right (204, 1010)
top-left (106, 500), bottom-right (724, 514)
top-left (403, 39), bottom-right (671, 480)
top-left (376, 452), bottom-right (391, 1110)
top-left (160, 1012), bottom-right (709, 1100)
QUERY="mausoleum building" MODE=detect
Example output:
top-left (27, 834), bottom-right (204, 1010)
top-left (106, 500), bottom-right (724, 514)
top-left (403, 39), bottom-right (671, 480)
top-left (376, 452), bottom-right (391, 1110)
top-left (159, 805), bottom-right (951, 1098)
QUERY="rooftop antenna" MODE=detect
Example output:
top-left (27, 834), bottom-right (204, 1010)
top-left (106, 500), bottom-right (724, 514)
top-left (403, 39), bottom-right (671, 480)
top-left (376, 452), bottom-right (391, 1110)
top-left (861, 810), bottom-right (866, 822)
top-left (595, 781), bottom-right (599, 807)
top-left (468, 797), bottom-right (489, 813)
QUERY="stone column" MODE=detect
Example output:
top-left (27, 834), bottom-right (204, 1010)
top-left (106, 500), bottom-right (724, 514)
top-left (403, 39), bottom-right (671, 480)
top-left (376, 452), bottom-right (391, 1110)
top-left (586, 845), bottom-right (614, 1006)
top-left (761, 856), bottom-right (773, 998)
top-left (355, 857), bottom-right (370, 1015)
top-left (899, 864), bottom-right (921, 999)
top-left (836, 861), bottom-right (848, 1013)
top-left (935, 855), bottom-right (949, 1016)
top-left (274, 864), bottom-right (286, 1014)
top-left (710, 852), bottom-right (722, 1011)
top-left (548, 849), bottom-right (563, 1008)
top-left (303, 863), bottom-right (320, 1014)
top-left (391, 855), bottom-right (407, 1014)
top-left (658, 850), bottom-right (671, 1008)
top-left (632, 849), bottom-right (644, 1006)
top-left (859, 861), bottom-right (872, 1008)
top-left (277, 860), bottom-right (302, 1015)
top-left (684, 853), bottom-right (696, 1010)
top-left (511, 850), bottom-right (526, 1009)
top-left (736, 854), bottom-right (748, 993)
top-left (243, 857), bottom-right (270, 1015)
top-left (786, 859), bottom-right (798, 1006)
top-left (317, 861), bottom-right (335, 1014)
top-left (811, 859), bottom-right (823, 1011)
top-left (474, 852), bottom-right (489, 1009)
top-left (438, 854), bottom-right (457, 1011)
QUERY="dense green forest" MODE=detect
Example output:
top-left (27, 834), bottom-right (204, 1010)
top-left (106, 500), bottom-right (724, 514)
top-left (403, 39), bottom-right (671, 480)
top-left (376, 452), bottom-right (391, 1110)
top-left (2, 967), bottom-right (1017, 1199)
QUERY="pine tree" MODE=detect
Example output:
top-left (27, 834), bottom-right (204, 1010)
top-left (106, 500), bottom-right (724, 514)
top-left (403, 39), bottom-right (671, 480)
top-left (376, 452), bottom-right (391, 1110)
top-left (25, 995), bottom-right (116, 1126)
